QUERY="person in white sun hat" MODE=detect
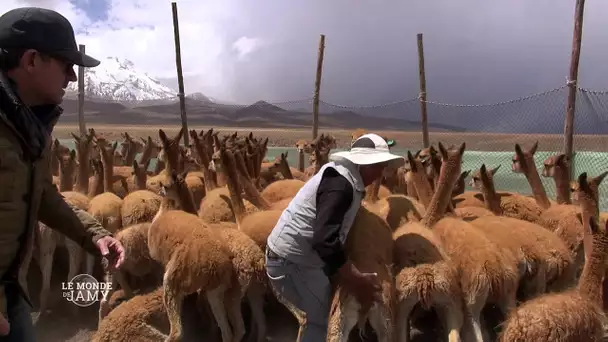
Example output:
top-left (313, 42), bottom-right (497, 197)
top-left (265, 133), bottom-right (404, 341)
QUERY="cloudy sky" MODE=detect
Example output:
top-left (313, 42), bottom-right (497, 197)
top-left (4, 0), bottom-right (608, 105)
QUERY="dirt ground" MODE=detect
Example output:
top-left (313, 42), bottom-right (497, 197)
top-left (53, 123), bottom-right (608, 152)
top-left (28, 252), bottom-right (445, 342)
top-left (27, 249), bottom-right (300, 341)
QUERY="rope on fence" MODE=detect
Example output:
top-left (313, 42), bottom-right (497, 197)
top-left (72, 78), bottom-right (608, 110)
top-left (419, 85), bottom-right (568, 108)
top-left (65, 79), bottom-right (608, 210)
top-left (317, 98), bottom-right (419, 109)
top-left (70, 79), bottom-right (608, 142)
top-left (577, 86), bottom-right (608, 95)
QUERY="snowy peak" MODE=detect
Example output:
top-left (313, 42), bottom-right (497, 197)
top-left (66, 57), bottom-right (177, 103)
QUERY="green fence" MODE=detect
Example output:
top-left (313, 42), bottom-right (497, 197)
top-left (266, 147), bottom-right (608, 212)
top-left (58, 140), bottom-right (608, 211)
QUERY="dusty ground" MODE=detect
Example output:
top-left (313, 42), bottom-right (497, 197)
top-left (54, 123), bottom-right (608, 152)
top-left (27, 249), bottom-right (300, 341)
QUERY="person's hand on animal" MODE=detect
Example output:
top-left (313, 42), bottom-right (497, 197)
top-left (96, 236), bottom-right (125, 270)
top-left (336, 262), bottom-right (382, 308)
top-left (0, 312), bottom-right (9, 336)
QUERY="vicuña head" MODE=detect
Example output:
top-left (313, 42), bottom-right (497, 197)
top-left (512, 141), bottom-right (539, 174)
top-left (542, 153), bottom-right (569, 178)
top-left (159, 170), bottom-right (190, 209)
top-left (470, 164), bottom-right (501, 189)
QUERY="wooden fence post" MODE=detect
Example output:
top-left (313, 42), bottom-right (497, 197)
top-left (171, 1), bottom-right (189, 147)
top-left (563, 0), bottom-right (591, 277)
top-left (312, 34), bottom-right (326, 140)
top-left (417, 33), bottom-right (429, 148)
top-left (563, 0), bottom-right (586, 178)
top-left (77, 44), bottom-right (86, 136)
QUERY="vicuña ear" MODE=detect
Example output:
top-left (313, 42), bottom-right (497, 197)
top-left (491, 164), bottom-right (501, 175)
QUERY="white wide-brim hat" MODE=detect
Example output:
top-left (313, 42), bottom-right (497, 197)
top-left (329, 133), bottom-right (405, 168)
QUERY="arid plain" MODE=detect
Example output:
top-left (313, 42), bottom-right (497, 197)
top-left (53, 124), bottom-right (608, 152)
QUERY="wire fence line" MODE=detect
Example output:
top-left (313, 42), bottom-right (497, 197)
top-left (70, 82), bottom-right (608, 121)
top-left (67, 81), bottom-right (608, 154)
top-left (60, 81), bottom-right (608, 210)
top-left (70, 81), bottom-right (608, 136)
top-left (66, 83), bottom-right (608, 148)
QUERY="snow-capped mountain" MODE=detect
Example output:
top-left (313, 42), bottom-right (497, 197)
top-left (66, 57), bottom-right (178, 103)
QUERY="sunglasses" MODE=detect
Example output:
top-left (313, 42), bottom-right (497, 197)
top-left (39, 51), bottom-right (75, 74)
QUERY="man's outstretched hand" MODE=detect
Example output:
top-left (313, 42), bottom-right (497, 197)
top-left (96, 236), bottom-right (125, 270)
top-left (336, 262), bottom-right (382, 309)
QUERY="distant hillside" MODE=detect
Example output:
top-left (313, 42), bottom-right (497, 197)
top-left (58, 54), bottom-right (466, 130)
top-left (59, 55), bottom-right (608, 134)
top-left (234, 101), bottom-right (287, 119)
top-left (57, 90), bottom-right (608, 134)
top-left (56, 98), bottom-right (463, 131)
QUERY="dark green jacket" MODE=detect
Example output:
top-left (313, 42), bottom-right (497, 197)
top-left (0, 72), bottom-right (111, 315)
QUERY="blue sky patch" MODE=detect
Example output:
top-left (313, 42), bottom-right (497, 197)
top-left (69, 0), bottom-right (110, 22)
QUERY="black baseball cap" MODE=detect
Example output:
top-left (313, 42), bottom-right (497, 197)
top-left (0, 7), bottom-right (100, 67)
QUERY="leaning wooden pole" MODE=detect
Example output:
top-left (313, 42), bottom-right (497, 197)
top-left (563, 0), bottom-right (585, 178)
top-left (563, 0), bottom-right (594, 303)
top-left (77, 44), bottom-right (86, 136)
top-left (417, 33), bottom-right (430, 148)
top-left (171, 1), bottom-right (189, 147)
top-left (312, 34), bottom-right (326, 140)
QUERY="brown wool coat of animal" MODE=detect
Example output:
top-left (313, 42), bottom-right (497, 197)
top-left (499, 217), bottom-right (608, 342)
top-left (92, 287), bottom-right (170, 342)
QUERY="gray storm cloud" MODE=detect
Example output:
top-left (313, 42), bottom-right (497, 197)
top-left (190, 0), bottom-right (608, 106)
top-left (18, 0), bottom-right (608, 106)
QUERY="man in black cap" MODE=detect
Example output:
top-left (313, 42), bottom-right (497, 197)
top-left (0, 7), bottom-right (125, 341)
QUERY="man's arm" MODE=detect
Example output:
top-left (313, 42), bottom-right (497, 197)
top-left (38, 175), bottom-right (112, 256)
top-left (311, 167), bottom-right (354, 278)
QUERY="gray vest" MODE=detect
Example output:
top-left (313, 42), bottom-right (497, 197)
top-left (266, 160), bottom-right (365, 268)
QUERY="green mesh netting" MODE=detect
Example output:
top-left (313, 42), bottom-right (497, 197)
top-left (58, 140), bottom-right (608, 211)
top-left (264, 147), bottom-right (608, 211)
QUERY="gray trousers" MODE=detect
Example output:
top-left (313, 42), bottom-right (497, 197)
top-left (265, 251), bottom-right (332, 342)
